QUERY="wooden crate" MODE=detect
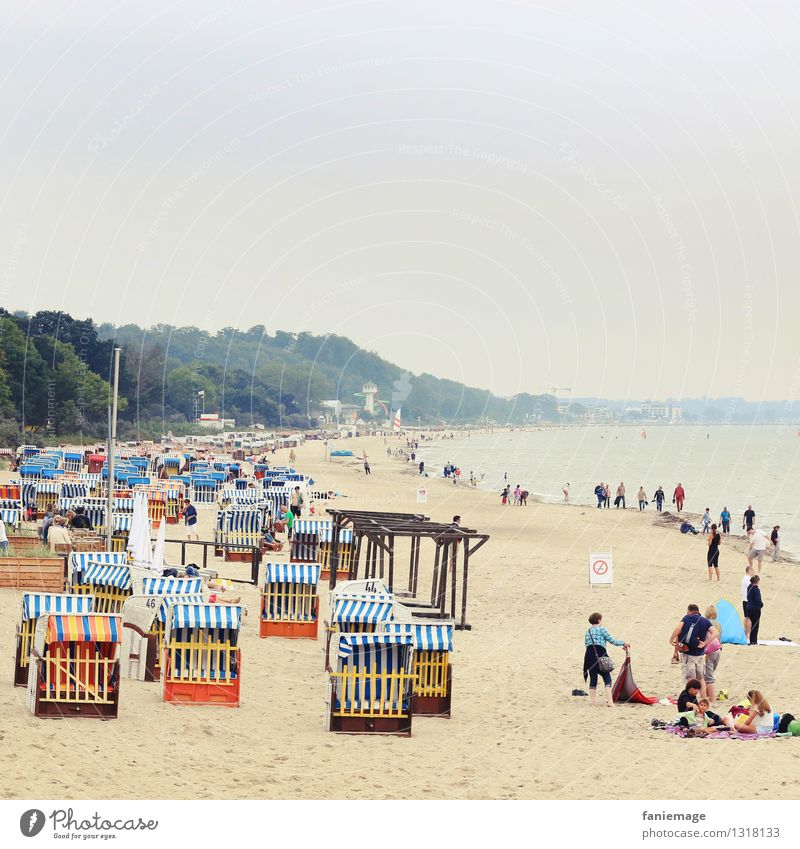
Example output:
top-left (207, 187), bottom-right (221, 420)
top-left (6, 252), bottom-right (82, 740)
top-left (0, 557), bottom-right (66, 592)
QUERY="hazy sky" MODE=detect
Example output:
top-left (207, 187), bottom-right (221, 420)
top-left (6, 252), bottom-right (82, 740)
top-left (2, 0), bottom-right (800, 401)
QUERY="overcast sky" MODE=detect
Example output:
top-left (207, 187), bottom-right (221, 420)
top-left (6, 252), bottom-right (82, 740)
top-left (2, 0), bottom-right (800, 401)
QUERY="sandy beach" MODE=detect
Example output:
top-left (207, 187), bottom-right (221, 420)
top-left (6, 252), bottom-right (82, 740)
top-left (2, 435), bottom-right (800, 800)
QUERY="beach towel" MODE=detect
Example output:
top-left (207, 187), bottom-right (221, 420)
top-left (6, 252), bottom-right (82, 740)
top-left (715, 598), bottom-right (748, 645)
top-left (661, 725), bottom-right (774, 740)
top-left (757, 640), bottom-right (800, 647)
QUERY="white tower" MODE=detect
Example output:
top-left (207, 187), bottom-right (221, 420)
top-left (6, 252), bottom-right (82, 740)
top-left (362, 382), bottom-right (378, 414)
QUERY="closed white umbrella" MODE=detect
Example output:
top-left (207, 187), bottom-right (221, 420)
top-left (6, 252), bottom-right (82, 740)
top-left (127, 491), bottom-right (152, 567)
top-left (150, 515), bottom-right (167, 572)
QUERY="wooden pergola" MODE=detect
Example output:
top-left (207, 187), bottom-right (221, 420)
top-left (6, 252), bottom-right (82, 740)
top-left (325, 509), bottom-right (489, 630)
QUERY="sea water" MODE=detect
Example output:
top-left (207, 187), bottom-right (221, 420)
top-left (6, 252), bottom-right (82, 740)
top-left (417, 424), bottom-right (800, 553)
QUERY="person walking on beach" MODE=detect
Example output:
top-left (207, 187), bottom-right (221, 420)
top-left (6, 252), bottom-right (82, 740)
top-left (583, 612), bottom-right (629, 707)
top-left (747, 527), bottom-right (768, 573)
top-left (501, 486), bottom-right (509, 506)
top-left (771, 525), bottom-right (780, 561)
top-left (594, 483), bottom-right (605, 508)
top-left (290, 486), bottom-right (304, 518)
top-left (513, 484), bottom-right (522, 505)
top-left (604, 482), bottom-right (611, 508)
top-left (615, 482), bottom-right (626, 509)
top-left (563, 483), bottom-right (570, 502)
top-left (743, 505), bottom-right (756, 531)
top-left (701, 508), bottom-right (712, 534)
top-left (182, 499), bottom-right (199, 541)
top-left (706, 523), bottom-right (721, 580)
top-left (745, 575), bottom-right (763, 645)
top-left (363, 459), bottom-right (371, 475)
top-left (419, 461), bottom-right (425, 475)
top-left (669, 604), bottom-right (714, 685)
top-left (637, 486), bottom-right (647, 511)
top-left (741, 564), bottom-right (754, 639)
top-left (673, 483), bottom-right (686, 511)
top-left (720, 506), bottom-right (731, 534)
top-left (653, 485), bottom-right (665, 512)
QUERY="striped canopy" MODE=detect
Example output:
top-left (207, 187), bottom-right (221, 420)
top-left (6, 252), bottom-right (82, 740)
top-left (112, 514), bottom-right (132, 531)
top-left (142, 577), bottom-right (204, 595)
top-left (0, 508), bottom-right (20, 526)
top-left (334, 599), bottom-right (394, 625)
top-left (320, 528), bottom-right (354, 544)
top-left (81, 563), bottom-right (132, 589)
top-left (293, 519), bottom-right (325, 535)
top-left (22, 593), bottom-right (93, 622)
top-left (170, 603), bottom-right (242, 630)
top-left (70, 551), bottom-right (128, 571)
top-left (264, 563), bottom-right (320, 585)
top-left (46, 614), bottom-right (121, 644)
top-left (157, 594), bottom-right (206, 623)
top-left (36, 481), bottom-right (60, 494)
top-left (337, 631), bottom-right (414, 658)
top-left (60, 482), bottom-right (89, 499)
top-left (384, 622), bottom-right (453, 652)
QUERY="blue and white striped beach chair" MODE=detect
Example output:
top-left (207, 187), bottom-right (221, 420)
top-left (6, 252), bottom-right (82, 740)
top-left (260, 562), bottom-right (320, 639)
top-left (327, 632), bottom-right (415, 735)
top-left (163, 603), bottom-right (243, 705)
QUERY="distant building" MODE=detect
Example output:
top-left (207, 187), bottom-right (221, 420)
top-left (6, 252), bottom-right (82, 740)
top-left (320, 400), bottom-right (342, 423)
top-left (197, 413), bottom-right (235, 430)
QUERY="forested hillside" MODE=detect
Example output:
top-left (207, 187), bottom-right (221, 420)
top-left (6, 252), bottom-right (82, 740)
top-left (0, 309), bottom-right (557, 443)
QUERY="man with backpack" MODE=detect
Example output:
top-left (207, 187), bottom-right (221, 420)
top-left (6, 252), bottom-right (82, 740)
top-left (669, 604), bottom-right (716, 685)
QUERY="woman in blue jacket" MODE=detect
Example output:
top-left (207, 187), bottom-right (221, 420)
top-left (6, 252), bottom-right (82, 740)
top-left (746, 575), bottom-right (763, 645)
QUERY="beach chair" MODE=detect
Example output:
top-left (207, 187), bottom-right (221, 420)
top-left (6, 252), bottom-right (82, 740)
top-left (68, 551), bottom-right (129, 587)
top-left (326, 632), bottom-right (415, 735)
top-left (221, 509), bottom-right (262, 562)
top-left (63, 452), bottom-right (83, 474)
top-left (14, 593), bottom-right (93, 686)
top-left (120, 593), bottom-right (206, 681)
top-left (71, 563), bottom-right (133, 613)
top-left (290, 519), bottom-right (321, 563)
top-left (319, 527), bottom-right (356, 580)
top-left (383, 620), bottom-right (454, 717)
top-left (26, 612), bottom-right (122, 719)
top-left (260, 562), bottom-right (320, 639)
top-left (162, 602), bottom-right (243, 706)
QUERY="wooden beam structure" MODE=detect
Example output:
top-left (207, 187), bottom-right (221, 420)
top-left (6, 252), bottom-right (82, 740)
top-left (326, 509), bottom-right (489, 630)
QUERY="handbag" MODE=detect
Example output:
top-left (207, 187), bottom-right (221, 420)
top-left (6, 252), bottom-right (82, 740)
top-left (676, 620), bottom-right (696, 653)
top-left (589, 631), bottom-right (615, 672)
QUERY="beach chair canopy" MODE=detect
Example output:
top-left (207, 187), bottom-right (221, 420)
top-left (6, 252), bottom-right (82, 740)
top-left (157, 595), bottom-right (207, 623)
top-left (384, 621), bottom-right (453, 652)
top-left (69, 551), bottom-right (129, 582)
top-left (337, 631), bottom-right (414, 658)
top-left (334, 599), bottom-right (394, 626)
top-left (0, 508), bottom-right (20, 526)
top-left (44, 613), bottom-right (121, 645)
top-left (141, 577), bottom-right (204, 595)
top-left (331, 578), bottom-right (393, 602)
top-left (82, 563), bottom-right (132, 590)
top-left (22, 593), bottom-right (93, 622)
top-left (170, 603), bottom-right (243, 631)
top-left (264, 562), bottom-right (320, 585)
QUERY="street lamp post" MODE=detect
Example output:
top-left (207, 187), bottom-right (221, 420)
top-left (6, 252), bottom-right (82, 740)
top-left (106, 347), bottom-right (121, 549)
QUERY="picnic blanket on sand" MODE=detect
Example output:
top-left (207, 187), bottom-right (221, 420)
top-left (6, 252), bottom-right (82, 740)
top-left (662, 725), bottom-right (775, 740)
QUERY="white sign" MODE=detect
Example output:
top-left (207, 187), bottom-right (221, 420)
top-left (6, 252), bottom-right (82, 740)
top-left (416, 487), bottom-right (428, 504)
top-left (589, 549), bottom-right (613, 587)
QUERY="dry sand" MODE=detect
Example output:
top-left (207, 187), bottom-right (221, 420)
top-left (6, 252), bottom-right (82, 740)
top-left (2, 435), bottom-right (800, 800)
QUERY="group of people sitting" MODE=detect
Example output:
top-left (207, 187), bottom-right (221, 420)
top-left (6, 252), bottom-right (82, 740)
top-left (39, 504), bottom-right (94, 552)
top-left (668, 682), bottom-right (800, 737)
